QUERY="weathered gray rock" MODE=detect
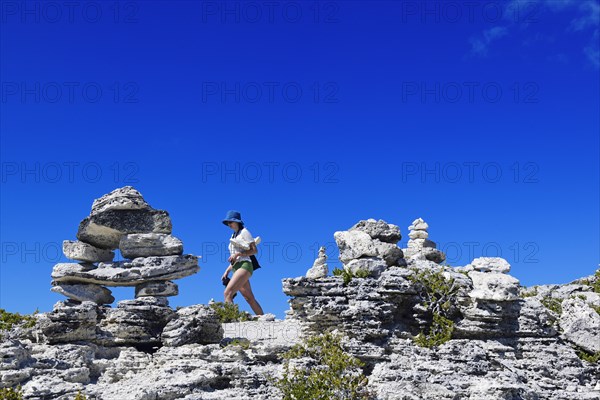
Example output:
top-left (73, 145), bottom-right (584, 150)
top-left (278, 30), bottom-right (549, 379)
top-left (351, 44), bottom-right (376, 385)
top-left (345, 257), bottom-right (387, 278)
top-left (372, 239), bottom-right (404, 266)
top-left (120, 233), bottom-right (183, 259)
top-left (407, 238), bottom-right (436, 249)
top-left (349, 219), bottom-right (401, 243)
top-left (135, 281), bottom-right (179, 297)
top-left (334, 230), bottom-right (378, 262)
top-left (468, 271), bottom-right (520, 301)
top-left (51, 255), bottom-right (200, 286)
top-left (306, 246), bottom-right (328, 279)
top-left (559, 298), bottom-right (600, 354)
top-left (62, 240), bottom-right (114, 263)
top-left (408, 230), bottom-right (428, 239)
top-left (37, 301), bottom-right (100, 344)
top-left (91, 186), bottom-right (150, 215)
top-left (77, 209), bottom-right (172, 250)
top-left (162, 305), bottom-right (224, 346)
top-left (51, 283), bottom-right (115, 305)
top-left (98, 297), bottom-right (174, 346)
top-left (468, 257), bottom-right (511, 274)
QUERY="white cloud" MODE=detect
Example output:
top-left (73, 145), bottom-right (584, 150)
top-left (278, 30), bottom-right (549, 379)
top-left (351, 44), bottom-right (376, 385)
top-left (584, 29), bottom-right (600, 68)
top-left (469, 27), bottom-right (509, 57)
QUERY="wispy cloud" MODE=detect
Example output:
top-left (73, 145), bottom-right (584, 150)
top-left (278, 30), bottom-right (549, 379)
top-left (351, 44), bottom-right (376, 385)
top-left (470, 0), bottom-right (600, 68)
top-left (469, 27), bottom-right (509, 57)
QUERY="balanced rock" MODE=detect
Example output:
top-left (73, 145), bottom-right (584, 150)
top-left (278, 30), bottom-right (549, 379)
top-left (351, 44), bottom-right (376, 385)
top-left (372, 240), bottom-right (404, 266)
top-left (350, 219), bottom-right (401, 243)
top-left (62, 240), bottom-right (114, 263)
top-left (51, 283), bottom-right (114, 304)
top-left (408, 217), bottom-right (429, 231)
top-left (91, 186), bottom-right (150, 215)
top-left (52, 255), bottom-right (200, 286)
top-left (306, 246), bottom-right (328, 279)
top-left (468, 257), bottom-right (511, 274)
top-left (468, 271), bottom-right (520, 301)
top-left (120, 233), bottom-right (183, 259)
top-left (135, 281), bottom-right (179, 298)
top-left (77, 209), bottom-right (172, 250)
top-left (161, 305), bottom-right (223, 346)
top-left (334, 230), bottom-right (378, 262)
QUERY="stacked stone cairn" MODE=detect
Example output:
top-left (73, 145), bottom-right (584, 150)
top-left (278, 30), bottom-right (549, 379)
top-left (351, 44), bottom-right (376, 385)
top-left (402, 217), bottom-right (446, 263)
top-left (39, 187), bottom-right (222, 347)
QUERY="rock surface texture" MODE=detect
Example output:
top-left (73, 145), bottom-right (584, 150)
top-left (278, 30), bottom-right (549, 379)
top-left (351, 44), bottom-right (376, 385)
top-left (2, 210), bottom-right (599, 400)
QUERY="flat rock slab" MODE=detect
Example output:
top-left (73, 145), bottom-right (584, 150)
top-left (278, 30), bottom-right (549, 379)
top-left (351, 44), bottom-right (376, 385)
top-left (91, 186), bottom-right (150, 215)
top-left (51, 282), bottom-right (115, 304)
top-left (51, 255), bottom-right (200, 286)
top-left (77, 209), bottom-right (172, 249)
top-left (135, 281), bottom-right (179, 297)
top-left (62, 240), bottom-right (114, 263)
top-left (120, 233), bottom-right (183, 259)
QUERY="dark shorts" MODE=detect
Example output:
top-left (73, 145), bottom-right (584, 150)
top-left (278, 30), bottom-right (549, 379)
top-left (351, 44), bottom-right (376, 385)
top-left (232, 260), bottom-right (253, 276)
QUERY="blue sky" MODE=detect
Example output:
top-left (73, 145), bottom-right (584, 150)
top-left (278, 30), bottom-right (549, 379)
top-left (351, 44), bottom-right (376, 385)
top-left (1, 0), bottom-right (599, 319)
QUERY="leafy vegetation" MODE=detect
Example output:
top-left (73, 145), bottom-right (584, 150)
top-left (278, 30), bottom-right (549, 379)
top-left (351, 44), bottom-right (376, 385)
top-left (226, 338), bottom-right (251, 350)
top-left (332, 267), bottom-right (370, 286)
top-left (408, 268), bottom-right (458, 348)
top-left (577, 349), bottom-right (600, 364)
top-left (584, 270), bottom-right (600, 294)
top-left (74, 391), bottom-right (88, 400)
top-left (0, 309), bottom-right (37, 331)
top-left (0, 386), bottom-right (23, 400)
top-left (209, 302), bottom-right (250, 323)
top-left (541, 297), bottom-right (563, 315)
top-left (274, 332), bottom-right (374, 400)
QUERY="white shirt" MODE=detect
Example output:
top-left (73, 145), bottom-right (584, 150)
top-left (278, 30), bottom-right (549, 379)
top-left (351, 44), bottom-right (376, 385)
top-left (228, 228), bottom-right (254, 263)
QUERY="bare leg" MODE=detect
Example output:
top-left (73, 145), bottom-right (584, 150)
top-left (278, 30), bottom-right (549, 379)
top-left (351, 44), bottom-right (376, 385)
top-left (238, 280), bottom-right (264, 315)
top-left (224, 268), bottom-right (251, 303)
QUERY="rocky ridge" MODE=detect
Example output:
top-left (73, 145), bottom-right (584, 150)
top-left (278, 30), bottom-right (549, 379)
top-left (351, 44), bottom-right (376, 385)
top-left (1, 190), bottom-right (599, 400)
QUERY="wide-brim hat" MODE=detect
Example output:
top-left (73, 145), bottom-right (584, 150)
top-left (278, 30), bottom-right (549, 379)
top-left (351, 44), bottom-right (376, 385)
top-left (222, 210), bottom-right (244, 226)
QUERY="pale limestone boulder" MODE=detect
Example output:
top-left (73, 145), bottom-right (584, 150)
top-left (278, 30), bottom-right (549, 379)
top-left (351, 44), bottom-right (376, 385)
top-left (120, 233), bottom-right (183, 259)
top-left (51, 255), bottom-right (200, 286)
top-left (349, 219), bottom-right (401, 243)
top-left (62, 240), bottom-right (114, 263)
top-left (559, 298), bottom-right (600, 354)
top-left (344, 257), bottom-right (387, 278)
top-left (334, 230), bottom-right (378, 262)
top-left (51, 283), bottom-right (114, 304)
top-left (468, 257), bottom-right (511, 274)
top-left (468, 271), bottom-right (520, 301)
top-left (162, 305), bottom-right (223, 346)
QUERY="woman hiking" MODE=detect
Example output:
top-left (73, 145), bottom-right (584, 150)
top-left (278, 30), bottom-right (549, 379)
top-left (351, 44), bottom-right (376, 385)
top-left (221, 210), bottom-right (264, 315)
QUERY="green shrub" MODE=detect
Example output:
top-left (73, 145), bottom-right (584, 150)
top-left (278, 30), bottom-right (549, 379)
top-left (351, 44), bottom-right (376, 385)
top-left (408, 268), bottom-right (458, 348)
top-left (74, 391), bottom-right (87, 400)
top-left (209, 302), bottom-right (250, 323)
top-left (0, 386), bottom-right (23, 400)
top-left (590, 304), bottom-right (600, 316)
top-left (0, 309), bottom-right (37, 331)
top-left (541, 297), bottom-right (563, 315)
top-left (332, 267), bottom-right (369, 286)
top-left (274, 332), bottom-right (373, 400)
top-left (587, 270), bottom-right (600, 294)
top-left (577, 349), bottom-right (600, 364)
top-left (227, 338), bottom-right (251, 350)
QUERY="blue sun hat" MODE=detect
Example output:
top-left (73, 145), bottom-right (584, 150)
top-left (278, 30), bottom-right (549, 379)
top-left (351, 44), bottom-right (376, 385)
top-left (222, 210), bottom-right (244, 226)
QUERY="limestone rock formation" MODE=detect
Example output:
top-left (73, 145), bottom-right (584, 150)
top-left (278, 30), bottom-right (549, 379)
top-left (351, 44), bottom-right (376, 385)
top-left (305, 246), bottom-right (328, 279)
top-left (1, 214), bottom-right (599, 400)
top-left (403, 217), bottom-right (446, 263)
top-left (51, 187), bottom-right (199, 308)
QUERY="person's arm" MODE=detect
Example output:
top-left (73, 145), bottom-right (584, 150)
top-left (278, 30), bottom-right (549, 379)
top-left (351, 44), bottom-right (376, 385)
top-left (222, 264), bottom-right (233, 279)
top-left (231, 243), bottom-right (257, 262)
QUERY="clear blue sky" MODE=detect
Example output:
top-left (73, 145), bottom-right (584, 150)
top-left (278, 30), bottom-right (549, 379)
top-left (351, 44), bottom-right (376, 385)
top-left (1, 0), bottom-right (599, 319)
